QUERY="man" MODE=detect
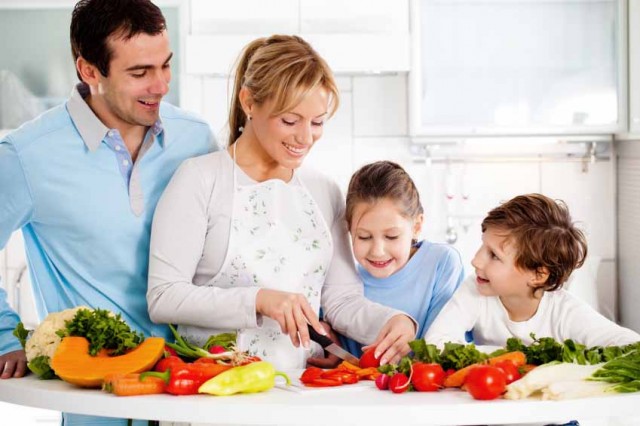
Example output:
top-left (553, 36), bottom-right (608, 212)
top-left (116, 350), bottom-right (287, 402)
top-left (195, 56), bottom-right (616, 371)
top-left (0, 0), bottom-right (215, 416)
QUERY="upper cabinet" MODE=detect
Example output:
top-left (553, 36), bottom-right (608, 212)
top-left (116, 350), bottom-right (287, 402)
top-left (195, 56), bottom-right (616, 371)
top-left (629, 0), bottom-right (640, 135)
top-left (185, 0), bottom-right (410, 75)
top-left (409, 0), bottom-right (625, 137)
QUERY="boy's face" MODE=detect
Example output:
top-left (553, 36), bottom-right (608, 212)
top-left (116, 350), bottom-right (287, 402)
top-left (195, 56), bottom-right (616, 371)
top-left (471, 227), bottom-right (537, 299)
top-left (350, 198), bottom-right (422, 279)
top-left (90, 30), bottom-right (172, 130)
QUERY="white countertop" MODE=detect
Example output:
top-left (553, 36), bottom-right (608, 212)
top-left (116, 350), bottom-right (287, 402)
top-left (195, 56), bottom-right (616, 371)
top-left (0, 374), bottom-right (638, 425)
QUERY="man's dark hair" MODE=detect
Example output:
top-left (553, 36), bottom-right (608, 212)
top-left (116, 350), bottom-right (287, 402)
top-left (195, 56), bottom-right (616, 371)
top-left (70, 0), bottom-right (166, 80)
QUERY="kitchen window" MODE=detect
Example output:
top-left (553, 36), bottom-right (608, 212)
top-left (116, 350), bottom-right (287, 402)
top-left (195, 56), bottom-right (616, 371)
top-left (409, 0), bottom-right (625, 137)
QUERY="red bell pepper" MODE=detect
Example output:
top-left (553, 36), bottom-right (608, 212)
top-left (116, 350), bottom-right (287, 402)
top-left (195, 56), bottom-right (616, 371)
top-left (142, 362), bottom-right (233, 395)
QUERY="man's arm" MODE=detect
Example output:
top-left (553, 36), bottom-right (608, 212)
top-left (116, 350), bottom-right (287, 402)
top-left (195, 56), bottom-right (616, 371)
top-left (0, 140), bottom-right (34, 377)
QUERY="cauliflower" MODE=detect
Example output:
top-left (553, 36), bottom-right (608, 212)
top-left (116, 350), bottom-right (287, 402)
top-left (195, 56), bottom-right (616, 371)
top-left (24, 306), bottom-right (91, 379)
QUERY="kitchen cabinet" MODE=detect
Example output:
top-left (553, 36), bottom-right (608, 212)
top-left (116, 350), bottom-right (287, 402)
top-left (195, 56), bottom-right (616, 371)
top-left (409, 0), bottom-right (626, 137)
top-left (1, 375), bottom-right (639, 425)
top-left (185, 0), bottom-right (410, 75)
top-left (629, 0), bottom-right (640, 134)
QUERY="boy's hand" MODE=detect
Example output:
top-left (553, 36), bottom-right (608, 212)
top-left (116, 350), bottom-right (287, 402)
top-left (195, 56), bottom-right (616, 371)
top-left (306, 321), bottom-right (342, 369)
top-left (0, 349), bottom-right (27, 379)
top-left (363, 314), bottom-right (415, 366)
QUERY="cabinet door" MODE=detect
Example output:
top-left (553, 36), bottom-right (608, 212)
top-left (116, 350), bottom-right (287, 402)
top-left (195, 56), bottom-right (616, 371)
top-left (629, 0), bottom-right (640, 134)
top-left (410, 0), bottom-right (625, 136)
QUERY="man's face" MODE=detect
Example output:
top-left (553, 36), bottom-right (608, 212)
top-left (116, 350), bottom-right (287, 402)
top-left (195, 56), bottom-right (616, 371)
top-left (95, 30), bottom-right (172, 129)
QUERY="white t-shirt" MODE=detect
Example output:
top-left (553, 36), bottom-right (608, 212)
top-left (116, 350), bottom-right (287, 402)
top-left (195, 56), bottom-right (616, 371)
top-left (424, 275), bottom-right (640, 349)
top-left (147, 150), bottom-right (403, 344)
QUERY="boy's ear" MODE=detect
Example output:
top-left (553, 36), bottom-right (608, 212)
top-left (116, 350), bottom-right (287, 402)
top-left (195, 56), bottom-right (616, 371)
top-left (413, 213), bottom-right (424, 240)
top-left (530, 266), bottom-right (550, 288)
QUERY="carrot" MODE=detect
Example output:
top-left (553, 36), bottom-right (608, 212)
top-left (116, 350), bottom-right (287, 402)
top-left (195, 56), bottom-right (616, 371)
top-left (488, 351), bottom-right (527, 368)
top-left (518, 364), bottom-right (537, 376)
top-left (102, 373), bottom-right (166, 396)
top-left (443, 363), bottom-right (480, 388)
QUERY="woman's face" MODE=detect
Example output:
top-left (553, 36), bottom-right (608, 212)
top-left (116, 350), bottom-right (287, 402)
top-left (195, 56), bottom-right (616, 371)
top-left (248, 86), bottom-right (329, 170)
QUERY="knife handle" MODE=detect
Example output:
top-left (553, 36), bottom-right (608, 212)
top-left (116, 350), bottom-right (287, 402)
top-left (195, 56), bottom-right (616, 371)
top-left (307, 323), bottom-right (333, 348)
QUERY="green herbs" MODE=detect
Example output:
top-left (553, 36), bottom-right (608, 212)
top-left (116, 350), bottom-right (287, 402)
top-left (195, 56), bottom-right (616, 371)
top-left (379, 339), bottom-right (488, 376)
top-left (591, 350), bottom-right (640, 392)
top-left (409, 339), bottom-right (487, 371)
top-left (56, 308), bottom-right (143, 356)
top-left (505, 333), bottom-right (640, 366)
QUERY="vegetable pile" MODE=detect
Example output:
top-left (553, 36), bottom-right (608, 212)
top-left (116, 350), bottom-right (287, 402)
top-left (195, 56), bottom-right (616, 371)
top-left (13, 307), bottom-right (143, 380)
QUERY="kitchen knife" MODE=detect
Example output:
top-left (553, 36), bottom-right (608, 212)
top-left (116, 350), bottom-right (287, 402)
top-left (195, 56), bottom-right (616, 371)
top-left (306, 324), bottom-right (360, 367)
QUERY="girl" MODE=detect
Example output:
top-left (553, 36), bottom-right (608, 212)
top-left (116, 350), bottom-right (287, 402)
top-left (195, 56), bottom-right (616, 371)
top-left (340, 161), bottom-right (465, 357)
top-left (146, 36), bottom-right (415, 370)
top-left (424, 194), bottom-right (640, 349)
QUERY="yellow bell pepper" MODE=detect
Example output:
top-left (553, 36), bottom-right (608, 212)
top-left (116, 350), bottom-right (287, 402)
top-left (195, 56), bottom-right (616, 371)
top-left (198, 361), bottom-right (290, 396)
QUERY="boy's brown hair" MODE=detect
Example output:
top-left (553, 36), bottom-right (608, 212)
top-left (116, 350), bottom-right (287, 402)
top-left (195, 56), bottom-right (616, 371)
top-left (482, 193), bottom-right (587, 292)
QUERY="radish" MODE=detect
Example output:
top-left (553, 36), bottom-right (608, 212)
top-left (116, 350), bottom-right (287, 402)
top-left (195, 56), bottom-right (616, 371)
top-left (389, 373), bottom-right (410, 393)
top-left (375, 374), bottom-right (390, 390)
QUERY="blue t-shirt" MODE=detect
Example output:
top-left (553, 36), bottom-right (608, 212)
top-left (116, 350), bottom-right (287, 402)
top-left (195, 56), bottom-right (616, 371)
top-left (0, 84), bottom-right (216, 357)
top-left (341, 240), bottom-right (465, 357)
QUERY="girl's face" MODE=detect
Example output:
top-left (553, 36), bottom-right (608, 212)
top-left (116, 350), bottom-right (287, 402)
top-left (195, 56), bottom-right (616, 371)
top-left (244, 86), bottom-right (329, 170)
top-left (350, 198), bottom-right (423, 279)
top-left (470, 227), bottom-right (537, 299)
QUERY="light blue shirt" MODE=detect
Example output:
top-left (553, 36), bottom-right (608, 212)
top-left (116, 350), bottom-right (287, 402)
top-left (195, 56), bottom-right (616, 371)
top-left (341, 241), bottom-right (465, 357)
top-left (0, 83), bottom-right (216, 357)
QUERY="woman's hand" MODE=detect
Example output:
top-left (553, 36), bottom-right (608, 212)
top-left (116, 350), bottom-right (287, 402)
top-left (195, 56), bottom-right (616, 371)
top-left (306, 321), bottom-right (342, 369)
top-left (0, 349), bottom-right (27, 379)
top-left (362, 314), bottom-right (416, 366)
top-left (255, 288), bottom-right (325, 349)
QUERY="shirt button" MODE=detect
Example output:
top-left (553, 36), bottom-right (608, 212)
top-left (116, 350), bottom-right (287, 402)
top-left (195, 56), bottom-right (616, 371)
top-left (122, 159), bottom-right (129, 166)
top-left (108, 130), bottom-right (114, 137)
top-left (115, 145), bottom-right (121, 151)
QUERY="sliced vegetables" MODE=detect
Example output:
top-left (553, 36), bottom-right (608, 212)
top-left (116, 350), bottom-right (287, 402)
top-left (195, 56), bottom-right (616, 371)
top-left (51, 336), bottom-right (165, 388)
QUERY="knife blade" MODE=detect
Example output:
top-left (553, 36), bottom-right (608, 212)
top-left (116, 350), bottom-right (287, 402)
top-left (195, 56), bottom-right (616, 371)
top-left (306, 324), bottom-right (360, 367)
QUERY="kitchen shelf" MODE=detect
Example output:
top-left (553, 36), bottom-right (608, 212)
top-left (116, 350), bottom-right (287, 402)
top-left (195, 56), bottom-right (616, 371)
top-left (1, 375), bottom-right (638, 425)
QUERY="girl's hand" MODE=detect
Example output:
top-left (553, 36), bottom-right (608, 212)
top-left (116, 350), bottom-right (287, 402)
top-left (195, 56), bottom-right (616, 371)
top-left (306, 321), bottom-right (342, 369)
top-left (0, 349), bottom-right (27, 379)
top-left (362, 314), bottom-right (415, 366)
top-left (255, 288), bottom-right (324, 349)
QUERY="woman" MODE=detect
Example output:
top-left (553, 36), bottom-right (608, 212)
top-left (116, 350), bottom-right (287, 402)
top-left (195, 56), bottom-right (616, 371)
top-left (147, 35), bottom-right (415, 370)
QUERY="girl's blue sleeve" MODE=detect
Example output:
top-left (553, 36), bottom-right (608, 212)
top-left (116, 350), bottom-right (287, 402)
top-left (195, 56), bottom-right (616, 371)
top-left (422, 248), bottom-right (465, 336)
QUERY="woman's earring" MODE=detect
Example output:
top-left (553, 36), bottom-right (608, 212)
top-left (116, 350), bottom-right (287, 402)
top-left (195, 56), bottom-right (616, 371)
top-left (238, 126), bottom-right (244, 133)
top-left (248, 115), bottom-right (252, 121)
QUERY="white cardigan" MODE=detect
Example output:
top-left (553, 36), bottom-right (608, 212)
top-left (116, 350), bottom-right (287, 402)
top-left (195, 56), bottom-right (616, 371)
top-left (147, 150), bottom-right (403, 344)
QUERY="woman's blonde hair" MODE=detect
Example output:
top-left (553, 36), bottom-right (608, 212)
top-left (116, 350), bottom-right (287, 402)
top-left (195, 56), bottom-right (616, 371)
top-left (228, 35), bottom-right (340, 146)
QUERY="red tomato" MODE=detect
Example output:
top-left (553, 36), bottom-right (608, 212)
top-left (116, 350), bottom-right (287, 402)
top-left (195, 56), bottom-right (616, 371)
top-left (494, 360), bottom-right (522, 385)
top-left (388, 373), bottom-right (410, 394)
top-left (411, 363), bottom-right (445, 392)
top-left (359, 347), bottom-right (380, 369)
top-left (464, 365), bottom-right (507, 400)
top-left (375, 374), bottom-right (390, 390)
